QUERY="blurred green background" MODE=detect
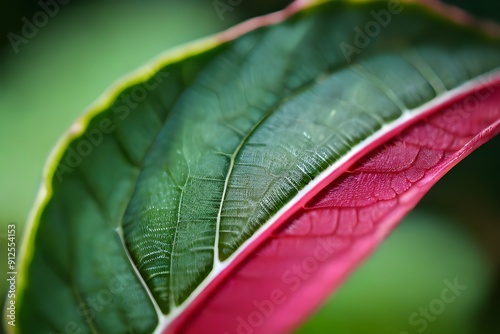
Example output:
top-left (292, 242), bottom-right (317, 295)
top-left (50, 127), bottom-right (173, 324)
top-left (0, 0), bottom-right (499, 333)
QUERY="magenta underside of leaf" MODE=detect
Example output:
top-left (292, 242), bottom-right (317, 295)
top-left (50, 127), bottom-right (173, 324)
top-left (161, 75), bottom-right (500, 334)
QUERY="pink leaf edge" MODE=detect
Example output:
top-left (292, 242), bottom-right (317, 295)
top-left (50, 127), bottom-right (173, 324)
top-left (162, 73), bottom-right (500, 334)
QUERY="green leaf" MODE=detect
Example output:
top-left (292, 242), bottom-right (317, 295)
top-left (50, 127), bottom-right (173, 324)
top-left (11, 1), bottom-right (500, 333)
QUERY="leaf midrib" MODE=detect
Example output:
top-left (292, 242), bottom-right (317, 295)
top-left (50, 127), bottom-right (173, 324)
top-left (119, 21), bottom-right (446, 315)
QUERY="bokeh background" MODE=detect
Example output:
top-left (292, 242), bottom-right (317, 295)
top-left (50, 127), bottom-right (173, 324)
top-left (1, 0), bottom-right (499, 333)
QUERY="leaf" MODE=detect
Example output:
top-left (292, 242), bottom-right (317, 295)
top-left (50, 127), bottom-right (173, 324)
top-left (11, 0), bottom-right (500, 333)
